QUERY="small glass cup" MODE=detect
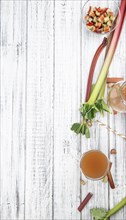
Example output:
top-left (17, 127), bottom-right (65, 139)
top-left (82, 0), bottom-right (120, 35)
top-left (108, 80), bottom-right (126, 113)
top-left (80, 150), bottom-right (110, 181)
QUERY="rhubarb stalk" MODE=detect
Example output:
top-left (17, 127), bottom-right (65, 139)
top-left (85, 37), bottom-right (108, 101)
top-left (104, 197), bottom-right (126, 219)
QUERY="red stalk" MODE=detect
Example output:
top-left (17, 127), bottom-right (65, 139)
top-left (85, 37), bottom-right (108, 102)
top-left (107, 162), bottom-right (115, 189)
top-left (77, 192), bottom-right (93, 212)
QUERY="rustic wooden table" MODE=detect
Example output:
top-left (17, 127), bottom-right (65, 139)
top-left (1, 0), bottom-right (126, 219)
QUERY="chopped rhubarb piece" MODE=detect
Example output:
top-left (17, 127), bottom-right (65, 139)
top-left (89, 11), bottom-right (95, 18)
top-left (110, 16), bottom-right (115, 21)
top-left (88, 17), bottom-right (93, 22)
top-left (84, 15), bottom-right (89, 20)
top-left (108, 11), bottom-right (114, 17)
top-left (103, 23), bottom-right (107, 27)
top-left (86, 23), bottom-right (94, 30)
top-left (104, 16), bottom-right (109, 23)
top-left (104, 26), bottom-right (110, 32)
top-left (107, 21), bottom-right (112, 26)
top-left (98, 15), bottom-right (104, 22)
top-left (95, 11), bottom-right (100, 16)
top-left (95, 22), bottom-right (102, 28)
top-left (86, 22), bottom-right (93, 26)
top-left (87, 24), bottom-right (95, 31)
top-left (88, 6), bottom-right (92, 15)
top-left (78, 193), bottom-right (93, 212)
top-left (107, 9), bottom-right (114, 15)
top-left (93, 16), bottom-right (97, 23)
top-left (100, 8), bottom-right (108, 15)
top-left (96, 7), bottom-right (102, 12)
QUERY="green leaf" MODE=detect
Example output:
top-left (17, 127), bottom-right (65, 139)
top-left (102, 100), bottom-right (111, 113)
top-left (75, 125), bottom-right (82, 134)
top-left (95, 99), bottom-right (111, 115)
top-left (71, 98), bottom-right (111, 138)
top-left (85, 109), bottom-right (97, 120)
top-left (90, 208), bottom-right (108, 220)
top-left (71, 123), bottom-right (80, 131)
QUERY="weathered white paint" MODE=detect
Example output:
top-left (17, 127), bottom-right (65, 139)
top-left (25, 1), bottom-right (54, 219)
top-left (0, 0), bottom-right (126, 219)
top-left (54, 1), bottom-right (81, 219)
top-left (1, 1), bottom-right (26, 219)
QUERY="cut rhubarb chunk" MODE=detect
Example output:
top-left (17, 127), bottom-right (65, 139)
top-left (104, 26), bottom-right (110, 32)
top-left (104, 16), bottom-right (109, 23)
top-left (95, 22), bottom-right (102, 28)
top-left (98, 15), bottom-right (104, 22)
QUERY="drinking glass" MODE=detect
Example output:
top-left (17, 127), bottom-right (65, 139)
top-left (80, 150), bottom-right (110, 181)
top-left (108, 80), bottom-right (126, 113)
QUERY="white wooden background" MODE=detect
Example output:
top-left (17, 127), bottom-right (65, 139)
top-left (0, 0), bottom-right (126, 219)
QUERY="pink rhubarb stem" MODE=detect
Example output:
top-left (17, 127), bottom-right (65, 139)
top-left (85, 37), bottom-right (108, 102)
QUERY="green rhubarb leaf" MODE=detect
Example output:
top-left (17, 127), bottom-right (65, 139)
top-left (85, 107), bottom-right (97, 120)
top-left (71, 123), bottom-right (80, 131)
top-left (80, 103), bottom-right (91, 117)
top-left (102, 100), bottom-right (111, 113)
top-left (71, 98), bottom-right (110, 137)
top-left (95, 99), bottom-right (111, 115)
top-left (80, 103), bottom-right (98, 120)
top-left (76, 125), bottom-right (83, 134)
top-left (90, 208), bottom-right (108, 220)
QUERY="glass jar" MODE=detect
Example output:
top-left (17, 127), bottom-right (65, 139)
top-left (108, 80), bottom-right (126, 113)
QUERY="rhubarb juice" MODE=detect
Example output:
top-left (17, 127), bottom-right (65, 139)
top-left (108, 81), bottom-right (126, 113)
top-left (80, 150), bottom-right (109, 180)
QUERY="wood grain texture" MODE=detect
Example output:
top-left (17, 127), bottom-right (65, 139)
top-left (54, 1), bottom-right (81, 219)
top-left (0, 1), bottom-right (27, 219)
top-left (0, 0), bottom-right (126, 219)
top-left (25, 1), bottom-right (54, 219)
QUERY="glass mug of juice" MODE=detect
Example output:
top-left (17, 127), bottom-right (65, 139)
top-left (108, 80), bottom-right (126, 113)
top-left (80, 150), bottom-right (110, 180)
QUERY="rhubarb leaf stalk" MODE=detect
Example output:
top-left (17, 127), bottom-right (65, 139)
top-left (104, 197), bottom-right (126, 219)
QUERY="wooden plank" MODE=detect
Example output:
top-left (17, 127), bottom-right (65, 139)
top-left (108, 17), bottom-right (126, 220)
top-left (25, 1), bottom-right (54, 219)
top-left (0, 1), bottom-right (27, 219)
top-left (0, 1), bottom-right (125, 219)
top-left (81, 0), bottom-right (113, 218)
top-left (54, 1), bottom-right (81, 219)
